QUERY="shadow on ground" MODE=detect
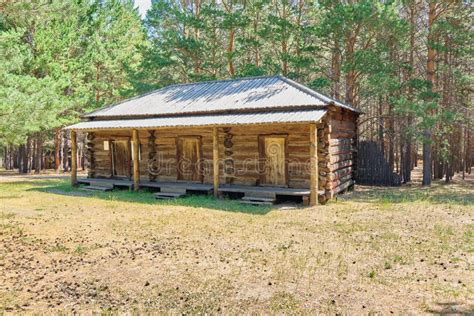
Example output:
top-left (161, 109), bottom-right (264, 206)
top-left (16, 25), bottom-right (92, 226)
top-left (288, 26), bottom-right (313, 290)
top-left (25, 179), bottom-right (273, 215)
top-left (11, 176), bottom-right (474, 213)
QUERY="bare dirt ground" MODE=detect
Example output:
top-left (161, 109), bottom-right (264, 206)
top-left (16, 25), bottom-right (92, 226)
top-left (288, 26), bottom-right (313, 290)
top-left (0, 170), bottom-right (473, 314)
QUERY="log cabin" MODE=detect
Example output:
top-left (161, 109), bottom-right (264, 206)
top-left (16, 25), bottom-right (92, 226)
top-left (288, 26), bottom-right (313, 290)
top-left (66, 76), bottom-right (360, 205)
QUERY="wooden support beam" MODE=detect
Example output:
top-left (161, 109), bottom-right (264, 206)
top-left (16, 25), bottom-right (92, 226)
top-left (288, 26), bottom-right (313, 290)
top-left (213, 127), bottom-right (219, 197)
top-left (70, 130), bottom-right (78, 187)
top-left (132, 129), bottom-right (140, 191)
top-left (310, 123), bottom-right (319, 206)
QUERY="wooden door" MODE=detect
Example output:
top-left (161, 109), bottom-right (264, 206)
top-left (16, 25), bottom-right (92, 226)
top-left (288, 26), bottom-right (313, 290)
top-left (177, 136), bottom-right (202, 182)
top-left (259, 135), bottom-right (287, 186)
top-left (111, 140), bottom-right (130, 178)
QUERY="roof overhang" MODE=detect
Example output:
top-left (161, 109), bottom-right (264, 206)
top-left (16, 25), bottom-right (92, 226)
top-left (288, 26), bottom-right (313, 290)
top-left (65, 109), bottom-right (327, 131)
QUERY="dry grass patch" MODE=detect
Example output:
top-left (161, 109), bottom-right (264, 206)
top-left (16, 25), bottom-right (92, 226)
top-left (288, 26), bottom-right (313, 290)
top-left (0, 175), bottom-right (472, 313)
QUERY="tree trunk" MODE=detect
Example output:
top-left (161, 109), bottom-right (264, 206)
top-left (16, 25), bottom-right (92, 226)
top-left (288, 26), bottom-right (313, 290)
top-left (388, 100), bottom-right (394, 173)
top-left (422, 1), bottom-right (437, 186)
top-left (62, 130), bottom-right (69, 172)
top-left (227, 29), bottom-right (235, 76)
top-left (4, 146), bottom-right (11, 170)
top-left (345, 33), bottom-right (356, 105)
top-left (19, 144), bottom-right (28, 174)
top-left (95, 63), bottom-right (101, 103)
top-left (422, 1), bottom-right (436, 186)
top-left (445, 162), bottom-right (450, 183)
top-left (332, 37), bottom-right (341, 100)
top-left (404, 0), bottom-right (417, 184)
top-left (55, 128), bottom-right (61, 173)
top-left (422, 130), bottom-right (432, 185)
top-left (378, 97), bottom-right (384, 157)
top-left (26, 136), bottom-right (32, 173)
top-left (35, 133), bottom-right (42, 174)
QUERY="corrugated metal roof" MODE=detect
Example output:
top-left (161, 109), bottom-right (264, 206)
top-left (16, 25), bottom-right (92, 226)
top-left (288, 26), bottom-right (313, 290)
top-left (84, 76), bottom-right (359, 118)
top-left (67, 109), bottom-right (327, 131)
top-left (280, 77), bottom-right (358, 112)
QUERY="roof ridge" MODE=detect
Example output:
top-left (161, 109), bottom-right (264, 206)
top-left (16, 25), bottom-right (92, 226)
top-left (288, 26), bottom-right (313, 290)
top-left (164, 75), bottom-right (282, 89)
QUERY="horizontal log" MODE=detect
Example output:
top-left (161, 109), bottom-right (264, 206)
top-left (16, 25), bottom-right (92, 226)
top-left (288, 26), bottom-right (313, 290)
top-left (331, 167), bottom-right (353, 181)
top-left (329, 148), bottom-right (353, 155)
top-left (334, 179), bottom-right (354, 194)
top-left (331, 174), bottom-right (353, 189)
top-left (331, 160), bottom-right (353, 171)
top-left (329, 138), bottom-right (354, 147)
top-left (330, 153), bottom-right (352, 164)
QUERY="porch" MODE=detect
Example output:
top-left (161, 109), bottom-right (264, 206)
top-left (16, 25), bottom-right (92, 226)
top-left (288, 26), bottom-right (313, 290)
top-left (70, 121), bottom-right (324, 206)
top-left (77, 177), bottom-right (324, 205)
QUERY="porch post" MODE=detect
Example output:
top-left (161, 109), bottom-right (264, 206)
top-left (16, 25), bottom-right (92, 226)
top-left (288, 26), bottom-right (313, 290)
top-left (310, 123), bottom-right (319, 206)
top-left (70, 130), bottom-right (78, 187)
top-left (132, 129), bottom-right (140, 191)
top-left (213, 127), bottom-right (219, 197)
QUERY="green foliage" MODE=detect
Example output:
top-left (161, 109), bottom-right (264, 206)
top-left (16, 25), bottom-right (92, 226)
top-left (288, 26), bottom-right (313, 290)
top-left (0, 0), bottom-right (146, 146)
top-left (0, 0), bottom-right (471, 171)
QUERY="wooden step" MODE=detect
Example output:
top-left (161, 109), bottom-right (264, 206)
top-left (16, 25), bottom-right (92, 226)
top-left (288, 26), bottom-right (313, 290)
top-left (240, 200), bottom-right (274, 205)
top-left (154, 192), bottom-right (185, 199)
top-left (160, 186), bottom-right (187, 194)
top-left (89, 181), bottom-right (114, 189)
top-left (243, 191), bottom-right (276, 199)
top-left (240, 195), bottom-right (275, 205)
top-left (80, 185), bottom-right (112, 192)
top-left (242, 196), bottom-right (275, 202)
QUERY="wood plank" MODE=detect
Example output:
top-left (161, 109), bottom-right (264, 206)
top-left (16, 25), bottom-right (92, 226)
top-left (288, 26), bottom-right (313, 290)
top-left (213, 127), bottom-right (219, 197)
top-left (132, 129), bottom-right (140, 191)
top-left (80, 186), bottom-right (112, 192)
top-left (334, 179), bottom-right (354, 194)
top-left (71, 130), bottom-right (78, 186)
top-left (219, 184), bottom-right (312, 196)
top-left (309, 123), bottom-right (318, 206)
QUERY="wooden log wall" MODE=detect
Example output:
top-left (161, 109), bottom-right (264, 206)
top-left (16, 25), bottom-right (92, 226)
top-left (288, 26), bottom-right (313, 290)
top-left (86, 117), bottom-right (357, 198)
top-left (88, 124), bottom-right (319, 189)
top-left (324, 105), bottom-right (358, 199)
top-left (85, 132), bottom-right (95, 178)
top-left (223, 127), bottom-right (234, 184)
top-left (90, 133), bottom-right (113, 177)
top-left (217, 124), bottom-right (312, 188)
top-left (148, 131), bottom-right (158, 181)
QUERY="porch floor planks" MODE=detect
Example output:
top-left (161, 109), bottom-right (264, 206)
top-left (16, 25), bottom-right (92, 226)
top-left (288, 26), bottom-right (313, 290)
top-left (219, 184), bottom-right (325, 196)
top-left (78, 177), bottom-right (133, 189)
top-left (78, 177), bottom-right (325, 198)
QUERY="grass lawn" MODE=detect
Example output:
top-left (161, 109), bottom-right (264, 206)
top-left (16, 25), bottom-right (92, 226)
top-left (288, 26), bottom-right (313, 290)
top-left (0, 174), bottom-right (473, 313)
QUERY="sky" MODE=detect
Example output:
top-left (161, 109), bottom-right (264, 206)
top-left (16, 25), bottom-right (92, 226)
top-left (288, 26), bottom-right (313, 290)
top-left (134, 0), bottom-right (151, 17)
